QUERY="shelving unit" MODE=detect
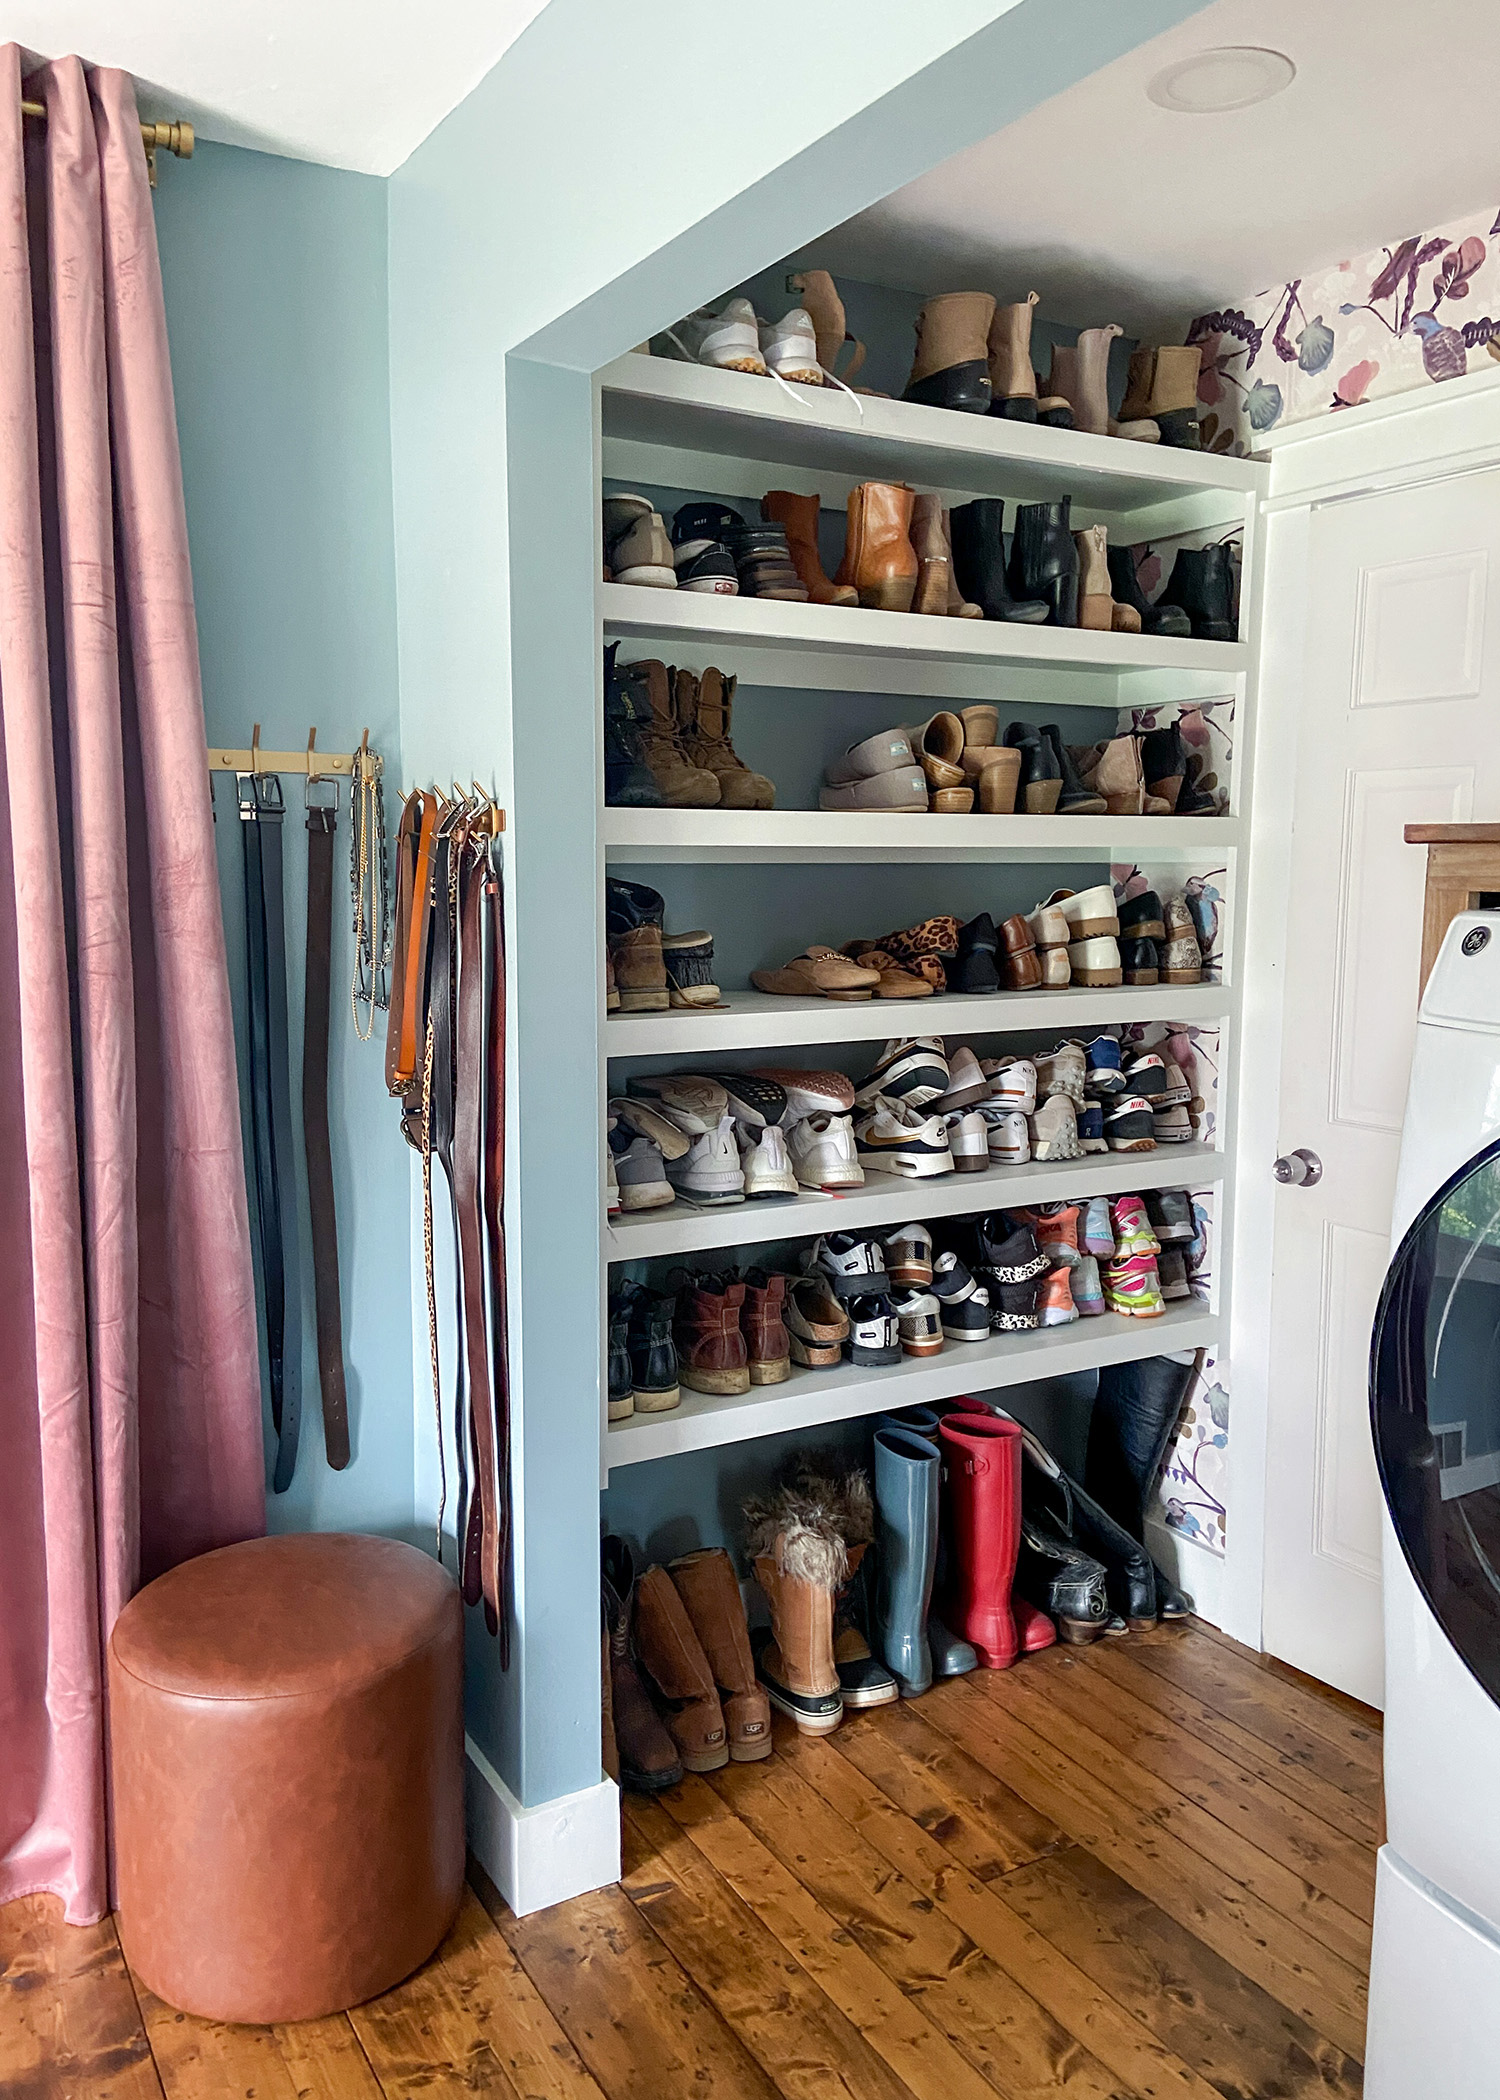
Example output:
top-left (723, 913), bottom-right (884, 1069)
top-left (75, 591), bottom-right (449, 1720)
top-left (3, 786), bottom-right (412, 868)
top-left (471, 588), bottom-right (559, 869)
top-left (596, 348), bottom-right (1267, 1477)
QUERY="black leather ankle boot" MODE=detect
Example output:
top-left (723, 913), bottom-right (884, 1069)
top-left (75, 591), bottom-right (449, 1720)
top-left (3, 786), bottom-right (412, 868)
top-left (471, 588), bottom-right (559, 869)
top-left (1039, 724), bottom-right (1106, 814)
top-left (1105, 545), bottom-right (1190, 638)
top-left (949, 501), bottom-right (1049, 623)
top-left (1007, 500), bottom-right (1080, 627)
top-left (1002, 722), bottom-right (1062, 814)
top-left (1156, 543), bottom-right (1235, 641)
top-left (1140, 724), bottom-right (1187, 810)
top-left (954, 912), bottom-right (1001, 993)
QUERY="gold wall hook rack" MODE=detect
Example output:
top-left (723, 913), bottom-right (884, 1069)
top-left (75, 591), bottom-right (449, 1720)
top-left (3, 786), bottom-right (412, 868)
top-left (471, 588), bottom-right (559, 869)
top-left (208, 722), bottom-right (371, 781)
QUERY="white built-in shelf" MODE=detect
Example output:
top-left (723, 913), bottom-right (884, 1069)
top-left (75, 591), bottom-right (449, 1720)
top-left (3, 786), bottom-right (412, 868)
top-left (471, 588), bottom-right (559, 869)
top-left (605, 1298), bottom-right (1219, 1469)
top-left (606, 981), bottom-right (1228, 1058)
top-left (599, 355), bottom-right (1266, 525)
top-left (603, 807), bottom-right (1240, 865)
top-left (609, 1140), bottom-right (1223, 1264)
top-left (602, 581), bottom-right (1247, 685)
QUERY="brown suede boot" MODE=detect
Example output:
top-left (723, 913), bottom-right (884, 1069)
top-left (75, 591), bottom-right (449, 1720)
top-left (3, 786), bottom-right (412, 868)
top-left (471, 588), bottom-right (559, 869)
top-left (904, 292), bottom-right (995, 414)
top-left (836, 483), bottom-right (919, 612)
top-left (673, 1276), bottom-right (750, 1395)
top-left (601, 1540), bottom-right (683, 1793)
top-left (987, 291), bottom-right (1040, 419)
top-left (632, 659), bottom-right (720, 808)
top-left (910, 493), bottom-right (953, 617)
top-left (760, 492), bottom-right (857, 606)
top-left (633, 1565), bottom-right (729, 1772)
top-left (785, 268), bottom-right (866, 385)
top-left (678, 667), bottom-right (775, 809)
top-left (741, 1268), bottom-right (790, 1384)
top-left (1118, 345), bottom-right (1203, 448)
top-left (669, 1547), bottom-right (772, 1762)
top-left (1073, 525), bottom-right (1114, 631)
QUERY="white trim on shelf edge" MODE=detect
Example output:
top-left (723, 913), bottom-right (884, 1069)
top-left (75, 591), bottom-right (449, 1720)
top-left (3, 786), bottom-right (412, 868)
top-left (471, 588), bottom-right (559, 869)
top-left (601, 806), bottom-right (1242, 864)
top-left (607, 1302), bottom-right (1219, 1469)
top-left (609, 1140), bottom-right (1224, 1263)
top-left (466, 1736), bottom-right (620, 1917)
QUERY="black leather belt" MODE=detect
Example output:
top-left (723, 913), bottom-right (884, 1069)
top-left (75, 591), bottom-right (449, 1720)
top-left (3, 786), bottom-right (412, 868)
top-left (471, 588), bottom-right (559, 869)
top-left (304, 791), bottom-right (349, 1469)
top-left (238, 773), bottom-right (302, 1493)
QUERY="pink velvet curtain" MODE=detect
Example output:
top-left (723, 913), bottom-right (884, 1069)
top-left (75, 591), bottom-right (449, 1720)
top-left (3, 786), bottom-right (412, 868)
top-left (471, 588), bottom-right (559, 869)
top-left (0, 48), bottom-right (264, 1925)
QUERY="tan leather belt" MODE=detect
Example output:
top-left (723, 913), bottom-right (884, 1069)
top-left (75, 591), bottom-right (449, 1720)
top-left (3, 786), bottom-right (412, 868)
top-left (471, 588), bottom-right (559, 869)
top-left (386, 789), bottom-right (437, 1098)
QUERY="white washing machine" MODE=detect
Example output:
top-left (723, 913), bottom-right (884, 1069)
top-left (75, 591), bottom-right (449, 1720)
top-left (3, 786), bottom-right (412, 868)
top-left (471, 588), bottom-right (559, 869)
top-left (1367, 910), bottom-right (1500, 2094)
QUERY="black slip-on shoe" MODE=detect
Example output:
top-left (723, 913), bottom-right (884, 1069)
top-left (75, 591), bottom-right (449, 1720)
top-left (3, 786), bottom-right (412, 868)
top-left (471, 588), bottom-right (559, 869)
top-left (1118, 890), bottom-right (1166, 942)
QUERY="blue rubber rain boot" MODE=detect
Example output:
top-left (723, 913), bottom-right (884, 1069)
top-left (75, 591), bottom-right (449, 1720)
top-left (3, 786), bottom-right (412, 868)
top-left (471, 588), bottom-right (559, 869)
top-left (875, 1411), bottom-right (977, 1678)
top-left (873, 1426), bottom-right (941, 1696)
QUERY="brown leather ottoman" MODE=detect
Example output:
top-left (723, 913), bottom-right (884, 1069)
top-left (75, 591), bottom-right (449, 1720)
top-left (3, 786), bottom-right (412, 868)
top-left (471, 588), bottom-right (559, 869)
top-left (109, 1531), bottom-right (464, 2023)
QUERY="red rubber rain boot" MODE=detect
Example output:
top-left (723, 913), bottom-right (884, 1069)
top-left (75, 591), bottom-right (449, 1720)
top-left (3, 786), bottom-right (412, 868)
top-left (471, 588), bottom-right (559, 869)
top-left (937, 1410), bottom-right (1025, 1668)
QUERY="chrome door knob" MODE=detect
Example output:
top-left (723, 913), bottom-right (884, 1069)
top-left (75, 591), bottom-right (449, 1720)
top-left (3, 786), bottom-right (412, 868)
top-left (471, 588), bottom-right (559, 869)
top-left (1274, 1148), bottom-right (1323, 1186)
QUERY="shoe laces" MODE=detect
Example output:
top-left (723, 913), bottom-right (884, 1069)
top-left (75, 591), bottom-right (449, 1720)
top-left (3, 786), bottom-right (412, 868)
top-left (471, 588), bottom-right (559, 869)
top-left (663, 317), bottom-right (865, 421)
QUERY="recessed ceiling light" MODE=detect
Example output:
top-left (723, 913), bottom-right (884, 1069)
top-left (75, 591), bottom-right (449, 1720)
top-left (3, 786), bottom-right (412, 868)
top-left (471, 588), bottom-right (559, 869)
top-left (1146, 46), bottom-right (1296, 114)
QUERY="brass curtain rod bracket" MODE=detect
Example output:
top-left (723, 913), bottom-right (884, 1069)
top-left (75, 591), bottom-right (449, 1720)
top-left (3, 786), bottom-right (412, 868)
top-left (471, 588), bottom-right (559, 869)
top-left (20, 99), bottom-right (193, 186)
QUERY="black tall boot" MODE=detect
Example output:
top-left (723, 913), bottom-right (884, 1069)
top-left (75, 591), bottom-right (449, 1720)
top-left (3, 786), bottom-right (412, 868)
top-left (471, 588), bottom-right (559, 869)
top-left (1106, 545), bottom-right (1190, 639)
top-left (1007, 500), bottom-right (1080, 628)
top-left (949, 500), bottom-right (1049, 624)
top-left (1021, 1430), bottom-right (1159, 1631)
top-left (1156, 543), bottom-right (1235, 642)
top-left (1086, 1354), bottom-right (1200, 1617)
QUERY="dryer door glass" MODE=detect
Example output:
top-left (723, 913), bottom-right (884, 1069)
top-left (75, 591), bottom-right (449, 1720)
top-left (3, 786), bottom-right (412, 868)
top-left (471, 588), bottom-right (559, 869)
top-left (1373, 1138), bottom-right (1500, 1705)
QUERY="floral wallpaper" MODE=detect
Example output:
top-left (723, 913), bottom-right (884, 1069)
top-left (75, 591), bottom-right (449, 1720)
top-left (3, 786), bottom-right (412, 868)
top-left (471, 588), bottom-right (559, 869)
top-left (1159, 1349), bottom-right (1228, 1557)
top-left (1188, 200), bottom-right (1500, 453)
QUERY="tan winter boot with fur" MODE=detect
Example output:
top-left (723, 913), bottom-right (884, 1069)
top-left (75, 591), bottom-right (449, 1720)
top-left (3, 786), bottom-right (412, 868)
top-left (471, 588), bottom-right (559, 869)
top-left (633, 659), bottom-right (720, 807)
top-left (747, 1467), bottom-right (862, 1735)
top-left (678, 667), bottom-right (775, 809)
top-left (669, 1547), bottom-right (772, 1762)
top-left (633, 1565), bottom-right (730, 1773)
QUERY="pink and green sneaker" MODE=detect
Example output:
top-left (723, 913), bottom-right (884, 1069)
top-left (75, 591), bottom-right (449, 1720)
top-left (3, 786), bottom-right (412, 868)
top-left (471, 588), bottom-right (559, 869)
top-left (1110, 1193), bottom-right (1161, 1258)
top-left (1103, 1251), bottom-right (1165, 1317)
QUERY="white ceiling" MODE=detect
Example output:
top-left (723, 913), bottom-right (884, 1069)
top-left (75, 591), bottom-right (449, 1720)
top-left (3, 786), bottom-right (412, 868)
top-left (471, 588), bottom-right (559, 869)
top-left (7, 0), bottom-right (551, 175)
top-left (817, 0), bottom-right (1500, 334)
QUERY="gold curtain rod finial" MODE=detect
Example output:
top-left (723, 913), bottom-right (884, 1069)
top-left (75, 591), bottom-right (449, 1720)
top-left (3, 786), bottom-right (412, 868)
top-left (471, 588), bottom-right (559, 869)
top-left (20, 99), bottom-right (194, 167)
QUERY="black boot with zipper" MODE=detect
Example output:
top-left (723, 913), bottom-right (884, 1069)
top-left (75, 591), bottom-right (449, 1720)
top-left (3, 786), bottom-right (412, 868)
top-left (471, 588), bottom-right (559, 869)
top-left (1105, 545), bottom-right (1191, 638)
top-left (949, 500), bottom-right (1049, 624)
top-left (1007, 499), bottom-right (1080, 627)
top-left (1002, 723), bottom-right (1062, 814)
top-left (1156, 543), bottom-right (1235, 641)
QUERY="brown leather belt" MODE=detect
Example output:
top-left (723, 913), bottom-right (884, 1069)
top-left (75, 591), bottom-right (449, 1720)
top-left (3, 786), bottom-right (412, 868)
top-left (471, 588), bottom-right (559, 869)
top-left (386, 789), bottom-right (437, 1098)
top-left (303, 794), bottom-right (350, 1469)
top-left (482, 836), bottom-right (512, 1667)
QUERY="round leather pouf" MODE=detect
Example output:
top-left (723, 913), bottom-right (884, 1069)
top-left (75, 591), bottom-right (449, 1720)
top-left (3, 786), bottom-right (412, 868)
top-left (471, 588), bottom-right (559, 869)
top-left (109, 1532), bottom-right (464, 2023)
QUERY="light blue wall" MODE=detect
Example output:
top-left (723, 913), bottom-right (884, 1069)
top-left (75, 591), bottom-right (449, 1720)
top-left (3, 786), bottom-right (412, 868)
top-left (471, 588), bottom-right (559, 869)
top-left (154, 143), bottom-right (415, 1540)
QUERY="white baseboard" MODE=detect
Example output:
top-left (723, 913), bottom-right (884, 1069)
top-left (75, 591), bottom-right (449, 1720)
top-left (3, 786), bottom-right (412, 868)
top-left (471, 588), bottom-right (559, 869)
top-left (1146, 1515), bottom-right (1227, 1630)
top-left (465, 1736), bottom-right (620, 1916)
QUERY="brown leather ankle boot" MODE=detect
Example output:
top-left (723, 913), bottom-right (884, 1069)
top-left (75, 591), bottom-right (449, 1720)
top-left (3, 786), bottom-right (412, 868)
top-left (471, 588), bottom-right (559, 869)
top-left (987, 291), bottom-right (1040, 420)
top-left (633, 1566), bottom-right (729, 1772)
top-left (760, 491), bottom-right (856, 606)
top-left (910, 493), bottom-right (953, 617)
top-left (602, 1538), bottom-right (682, 1792)
top-left (606, 878), bottom-right (668, 1011)
top-left (633, 659), bottom-right (721, 807)
top-left (904, 292), bottom-right (995, 413)
top-left (741, 1268), bottom-right (790, 1384)
top-left (1073, 526), bottom-right (1114, 631)
top-left (669, 1547), bottom-right (772, 1761)
top-left (678, 666), bottom-right (775, 809)
top-left (836, 483), bottom-right (919, 612)
top-left (673, 1276), bottom-right (750, 1395)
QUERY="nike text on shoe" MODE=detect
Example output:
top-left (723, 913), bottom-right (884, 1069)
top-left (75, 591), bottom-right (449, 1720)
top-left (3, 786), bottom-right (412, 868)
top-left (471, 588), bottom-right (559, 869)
top-left (854, 1096), bottom-right (955, 1179)
top-left (1103, 1096), bottom-right (1157, 1153)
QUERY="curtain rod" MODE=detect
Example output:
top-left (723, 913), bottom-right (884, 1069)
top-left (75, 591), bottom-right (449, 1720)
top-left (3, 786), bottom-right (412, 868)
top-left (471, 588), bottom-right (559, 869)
top-left (20, 101), bottom-right (193, 185)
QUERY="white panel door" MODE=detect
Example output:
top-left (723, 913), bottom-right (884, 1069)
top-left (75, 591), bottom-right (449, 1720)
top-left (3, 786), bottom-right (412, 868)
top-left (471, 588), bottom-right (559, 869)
top-left (1261, 471), bottom-right (1500, 1706)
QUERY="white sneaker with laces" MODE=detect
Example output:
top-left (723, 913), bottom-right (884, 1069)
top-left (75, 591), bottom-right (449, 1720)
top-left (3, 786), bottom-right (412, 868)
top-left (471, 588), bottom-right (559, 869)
top-left (981, 1105), bottom-right (1030, 1165)
top-left (786, 1111), bottom-right (864, 1190)
top-left (735, 1119), bottom-right (798, 1197)
top-left (854, 1096), bottom-right (954, 1179)
top-left (985, 1059), bottom-right (1036, 1112)
top-left (665, 1114), bottom-right (745, 1204)
top-left (672, 297), bottom-right (766, 374)
top-left (944, 1108), bottom-right (990, 1172)
top-left (759, 307), bottom-right (822, 384)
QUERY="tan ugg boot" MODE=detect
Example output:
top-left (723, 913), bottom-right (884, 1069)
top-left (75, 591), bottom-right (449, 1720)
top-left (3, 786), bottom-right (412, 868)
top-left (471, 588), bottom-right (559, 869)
top-left (669, 1548), bottom-right (772, 1762)
top-left (1118, 345), bottom-right (1203, 448)
top-left (904, 293), bottom-right (996, 413)
top-left (679, 667), bottom-right (775, 809)
top-left (1074, 525), bottom-right (1114, 631)
top-left (910, 493), bottom-right (954, 617)
top-left (836, 483), bottom-right (919, 611)
top-left (988, 291), bottom-right (1041, 418)
top-left (633, 659), bottom-right (720, 807)
top-left (761, 491), bottom-right (857, 606)
top-left (633, 1566), bottom-right (729, 1773)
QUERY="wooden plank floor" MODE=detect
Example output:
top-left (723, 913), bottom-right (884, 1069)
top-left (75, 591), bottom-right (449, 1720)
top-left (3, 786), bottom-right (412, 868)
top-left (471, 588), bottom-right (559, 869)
top-left (3, 1620), bottom-right (1381, 2100)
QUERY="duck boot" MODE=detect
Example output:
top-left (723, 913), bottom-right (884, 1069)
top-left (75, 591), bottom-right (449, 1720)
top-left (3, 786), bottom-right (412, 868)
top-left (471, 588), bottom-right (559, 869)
top-left (1157, 543), bottom-right (1235, 641)
top-left (633, 1565), bottom-right (730, 1773)
top-left (1038, 724), bottom-right (1107, 814)
top-left (632, 658), bottom-right (721, 807)
top-left (745, 1485), bottom-right (847, 1735)
top-left (987, 290), bottom-right (1040, 421)
top-left (1117, 344), bottom-right (1204, 449)
top-left (831, 1544), bottom-right (900, 1708)
top-left (949, 499), bottom-right (1049, 623)
top-left (673, 1276), bottom-right (750, 1396)
top-left (606, 878), bottom-right (668, 1011)
top-left (1007, 500), bottom-right (1080, 627)
top-left (680, 665), bottom-right (775, 809)
top-left (668, 1548), bottom-right (773, 1761)
top-left (836, 482), bottom-right (919, 612)
top-left (601, 1538), bottom-right (684, 1792)
top-left (603, 642), bottom-right (663, 808)
top-left (1003, 722), bottom-right (1063, 814)
top-left (1073, 524), bottom-right (1118, 632)
top-left (903, 291), bottom-right (995, 413)
top-left (761, 490), bottom-right (857, 606)
top-left (911, 492), bottom-right (956, 617)
top-left (1106, 545), bottom-right (1191, 639)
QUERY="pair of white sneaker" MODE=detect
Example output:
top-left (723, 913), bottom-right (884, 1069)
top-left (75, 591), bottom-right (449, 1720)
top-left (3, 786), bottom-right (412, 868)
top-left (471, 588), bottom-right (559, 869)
top-left (668, 1113), bottom-right (804, 1204)
top-left (944, 1103), bottom-right (1031, 1169)
top-left (670, 297), bottom-right (823, 384)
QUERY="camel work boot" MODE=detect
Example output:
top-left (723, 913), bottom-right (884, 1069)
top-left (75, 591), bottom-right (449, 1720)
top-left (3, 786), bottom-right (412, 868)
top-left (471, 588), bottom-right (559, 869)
top-left (606, 878), bottom-right (668, 1011)
top-left (669, 1547), bottom-right (773, 1762)
top-left (761, 491), bottom-right (857, 606)
top-left (836, 483), bottom-right (919, 612)
top-left (633, 1564), bottom-right (729, 1772)
top-left (987, 291), bottom-right (1040, 420)
top-left (631, 658), bottom-right (720, 807)
top-left (904, 292), bottom-right (995, 414)
top-left (1117, 345), bottom-right (1203, 448)
top-left (678, 666), bottom-right (775, 809)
